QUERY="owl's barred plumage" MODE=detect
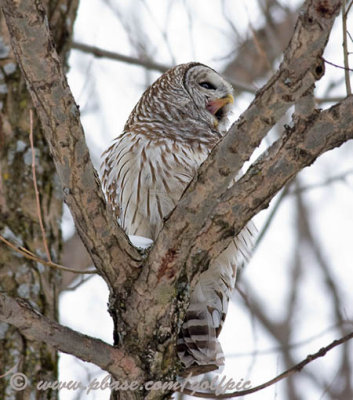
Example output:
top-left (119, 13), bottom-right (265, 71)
top-left (101, 62), bottom-right (255, 374)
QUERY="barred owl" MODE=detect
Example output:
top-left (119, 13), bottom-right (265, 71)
top-left (101, 62), bottom-right (255, 375)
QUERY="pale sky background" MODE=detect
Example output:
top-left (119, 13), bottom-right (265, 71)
top-left (58, 1), bottom-right (353, 399)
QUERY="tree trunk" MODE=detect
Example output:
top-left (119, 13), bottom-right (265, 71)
top-left (0, 1), bottom-right (78, 398)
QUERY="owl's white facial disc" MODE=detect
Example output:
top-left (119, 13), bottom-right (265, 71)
top-left (184, 64), bottom-right (234, 131)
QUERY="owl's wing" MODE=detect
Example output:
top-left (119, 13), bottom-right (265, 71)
top-left (101, 132), bottom-right (159, 238)
top-left (101, 133), bottom-right (129, 222)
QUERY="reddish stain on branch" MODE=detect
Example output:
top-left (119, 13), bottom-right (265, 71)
top-left (157, 248), bottom-right (177, 282)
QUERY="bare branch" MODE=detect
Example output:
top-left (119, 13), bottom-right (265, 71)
top-left (227, 321), bottom-right (353, 357)
top-left (252, 185), bottom-right (290, 254)
top-left (1, 0), bottom-right (142, 291)
top-left (289, 168), bottom-right (353, 194)
top-left (197, 95), bottom-right (353, 259)
top-left (342, 0), bottom-right (352, 94)
top-left (296, 189), bottom-right (353, 394)
top-left (0, 293), bottom-right (142, 380)
top-left (0, 234), bottom-right (96, 275)
top-left (324, 57), bottom-right (353, 72)
top-left (29, 109), bottom-right (52, 262)
top-left (236, 281), bottom-right (336, 396)
top-left (71, 41), bottom-right (256, 94)
top-left (71, 41), bottom-right (170, 73)
top-left (179, 331), bottom-right (353, 398)
top-left (316, 96), bottom-right (346, 104)
top-left (249, 22), bottom-right (273, 74)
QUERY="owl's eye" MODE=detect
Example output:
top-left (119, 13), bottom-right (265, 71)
top-left (199, 81), bottom-right (216, 90)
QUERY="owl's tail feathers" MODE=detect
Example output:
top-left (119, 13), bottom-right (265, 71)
top-left (176, 301), bottom-right (225, 377)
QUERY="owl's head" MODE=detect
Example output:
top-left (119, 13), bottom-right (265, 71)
top-left (125, 62), bottom-right (234, 143)
top-left (183, 63), bottom-right (234, 132)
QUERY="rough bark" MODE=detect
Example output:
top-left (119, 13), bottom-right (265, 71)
top-left (0, 1), bottom-right (78, 399)
top-left (1, 0), bottom-right (141, 295)
top-left (0, 293), bottom-right (140, 380)
top-left (0, 0), bottom-right (351, 400)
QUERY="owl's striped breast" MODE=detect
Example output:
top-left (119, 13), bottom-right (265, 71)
top-left (101, 132), bottom-right (210, 240)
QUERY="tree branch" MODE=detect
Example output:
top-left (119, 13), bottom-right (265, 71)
top-left (71, 41), bottom-right (256, 94)
top-left (180, 331), bottom-right (353, 398)
top-left (0, 234), bottom-right (96, 275)
top-left (0, 292), bottom-right (141, 380)
top-left (342, 0), bottom-right (352, 95)
top-left (71, 41), bottom-right (170, 73)
top-left (1, 0), bottom-right (142, 291)
top-left (197, 95), bottom-right (353, 255)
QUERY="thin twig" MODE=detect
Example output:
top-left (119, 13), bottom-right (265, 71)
top-left (71, 41), bottom-right (256, 94)
top-left (179, 332), bottom-right (353, 398)
top-left (345, 0), bottom-right (353, 16)
top-left (252, 185), bottom-right (289, 254)
top-left (29, 109), bottom-right (52, 262)
top-left (316, 96), bottom-right (345, 104)
top-left (0, 234), bottom-right (96, 275)
top-left (236, 282), bottom-right (335, 397)
top-left (227, 321), bottom-right (353, 358)
top-left (288, 168), bottom-right (353, 194)
top-left (249, 22), bottom-right (273, 73)
top-left (342, 0), bottom-right (352, 95)
top-left (62, 274), bottom-right (95, 291)
top-left (323, 57), bottom-right (353, 72)
top-left (71, 41), bottom-right (170, 73)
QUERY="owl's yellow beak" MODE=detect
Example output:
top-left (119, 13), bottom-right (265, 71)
top-left (206, 94), bottom-right (234, 117)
